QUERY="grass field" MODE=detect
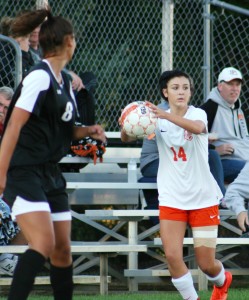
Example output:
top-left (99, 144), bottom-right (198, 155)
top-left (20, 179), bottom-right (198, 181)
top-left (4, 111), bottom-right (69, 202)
top-left (0, 289), bottom-right (248, 299)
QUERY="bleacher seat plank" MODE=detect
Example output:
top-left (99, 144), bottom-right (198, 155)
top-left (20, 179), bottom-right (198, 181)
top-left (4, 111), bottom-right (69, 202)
top-left (0, 275), bottom-right (111, 285)
top-left (0, 243), bottom-right (146, 295)
top-left (154, 237), bottom-right (249, 245)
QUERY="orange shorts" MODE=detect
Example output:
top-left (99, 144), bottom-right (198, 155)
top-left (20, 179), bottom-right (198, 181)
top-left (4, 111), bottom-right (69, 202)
top-left (159, 205), bottom-right (220, 227)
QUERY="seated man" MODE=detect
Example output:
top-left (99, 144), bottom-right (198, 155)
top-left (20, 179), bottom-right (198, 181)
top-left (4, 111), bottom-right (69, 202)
top-left (201, 67), bottom-right (247, 184)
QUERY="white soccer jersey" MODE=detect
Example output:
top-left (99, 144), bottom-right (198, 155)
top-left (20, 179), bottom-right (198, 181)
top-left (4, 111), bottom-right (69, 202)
top-left (156, 105), bottom-right (222, 210)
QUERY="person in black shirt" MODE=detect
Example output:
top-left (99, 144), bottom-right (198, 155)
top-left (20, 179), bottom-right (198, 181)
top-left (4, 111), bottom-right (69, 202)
top-left (0, 9), bottom-right (106, 300)
top-left (0, 11), bottom-right (44, 89)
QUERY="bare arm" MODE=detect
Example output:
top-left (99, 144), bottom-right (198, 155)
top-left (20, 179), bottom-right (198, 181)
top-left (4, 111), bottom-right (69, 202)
top-left (68, 71), bottom-right (85, 92)
top-left (73, 125), bottom-right (106, 143)
top-left (0, 107), bottom-right (30, 194)
top-left (118, 114), bottom-right (137, 143)
top-left (120, 129), bottom-right (137, 143)
top-left (146, 101), bottom-right (206, 134)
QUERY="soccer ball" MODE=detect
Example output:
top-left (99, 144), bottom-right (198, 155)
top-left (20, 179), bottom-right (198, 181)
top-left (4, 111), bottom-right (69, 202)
top-left (120, 101), bottom-right (156, 138)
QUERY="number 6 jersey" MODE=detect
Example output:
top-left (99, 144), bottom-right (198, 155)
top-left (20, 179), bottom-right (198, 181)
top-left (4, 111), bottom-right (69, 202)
top-left (156, 105), bottom-right (222, 210)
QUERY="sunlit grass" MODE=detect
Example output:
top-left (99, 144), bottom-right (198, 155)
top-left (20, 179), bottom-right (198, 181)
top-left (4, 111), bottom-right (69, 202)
top-left (0, 289), bottom-right (248, 299)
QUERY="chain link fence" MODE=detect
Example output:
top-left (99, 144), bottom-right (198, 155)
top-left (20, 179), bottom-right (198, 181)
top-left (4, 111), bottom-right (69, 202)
top-left (0, 35), bottom-right (22, 89)
top-left (0, 0), bottom-right (248, 130)
top-left (210, 4), bottom-right (249, 116)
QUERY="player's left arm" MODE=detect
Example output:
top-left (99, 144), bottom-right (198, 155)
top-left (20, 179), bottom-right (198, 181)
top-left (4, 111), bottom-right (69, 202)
top-left (73, 125), bottom-right (106, 143)
top-left (162, 113), bottom-right (205, 135)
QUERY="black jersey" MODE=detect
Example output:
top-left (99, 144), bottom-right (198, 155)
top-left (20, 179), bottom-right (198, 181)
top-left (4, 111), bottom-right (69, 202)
top-left (6, 60), bottom-right (77, 167)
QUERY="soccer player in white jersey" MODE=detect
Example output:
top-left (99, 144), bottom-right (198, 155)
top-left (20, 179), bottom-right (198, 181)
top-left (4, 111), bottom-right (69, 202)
top-left (121, 70), bottom-right (232, 300)
top-left (0, 9), bottom-right (106, 300)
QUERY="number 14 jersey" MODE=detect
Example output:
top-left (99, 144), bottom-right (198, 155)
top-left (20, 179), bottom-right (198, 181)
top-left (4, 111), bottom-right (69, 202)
top-left (156, 105), bottom-right (222, 210)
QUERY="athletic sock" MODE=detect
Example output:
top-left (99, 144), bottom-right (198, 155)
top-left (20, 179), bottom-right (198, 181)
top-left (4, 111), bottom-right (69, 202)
top-left (206, 263), bottom-right (226, 287)
top-left (172, 271), bottom-right (199, 300)
top-left (8, 249), bottom-right (46, 300)
top-left (50, 263), bottom-right (74, 300)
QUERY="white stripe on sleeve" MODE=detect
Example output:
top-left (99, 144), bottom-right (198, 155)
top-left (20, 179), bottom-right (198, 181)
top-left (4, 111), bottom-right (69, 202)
top-left (15, 69), bottom-right (50, 112)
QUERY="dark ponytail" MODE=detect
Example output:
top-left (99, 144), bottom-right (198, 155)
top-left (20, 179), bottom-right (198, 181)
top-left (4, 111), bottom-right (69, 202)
top-left (9, 9), bottom-right (48, 38)
top-left (39, 14), bottom-right (74, 56)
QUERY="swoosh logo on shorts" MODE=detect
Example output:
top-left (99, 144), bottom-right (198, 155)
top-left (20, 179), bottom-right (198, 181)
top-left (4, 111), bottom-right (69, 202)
top-left (210, 215), bottom-right (217, 219)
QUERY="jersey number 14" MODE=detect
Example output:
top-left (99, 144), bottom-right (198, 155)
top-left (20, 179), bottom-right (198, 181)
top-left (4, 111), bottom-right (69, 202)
top-left (170, 146), bottom-right (187, 161)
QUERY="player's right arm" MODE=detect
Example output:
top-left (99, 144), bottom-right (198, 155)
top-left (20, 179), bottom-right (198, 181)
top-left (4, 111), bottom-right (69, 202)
top-left (120, 128), bottom-right (136, 142)
top-left (0, 69), bottom-right (48, 194)
top-left (0, 107), bottom-right (31, 194)
top-left (118, 114), bottom-right (136, 142)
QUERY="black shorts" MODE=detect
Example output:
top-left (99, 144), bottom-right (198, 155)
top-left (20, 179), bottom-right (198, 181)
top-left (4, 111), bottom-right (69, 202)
top-left (4, 163), bottom-right (69, 214)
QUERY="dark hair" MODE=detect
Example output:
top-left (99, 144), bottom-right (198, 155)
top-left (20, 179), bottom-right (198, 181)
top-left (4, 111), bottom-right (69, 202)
top-left (159, 69), bottom-right (194, 101)
top-left (0, 16), bottom-right (13, 36)
top-left (8, 9), bottom-right (48, 38)
top-left (39, 12), bottom-right (74, 56)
